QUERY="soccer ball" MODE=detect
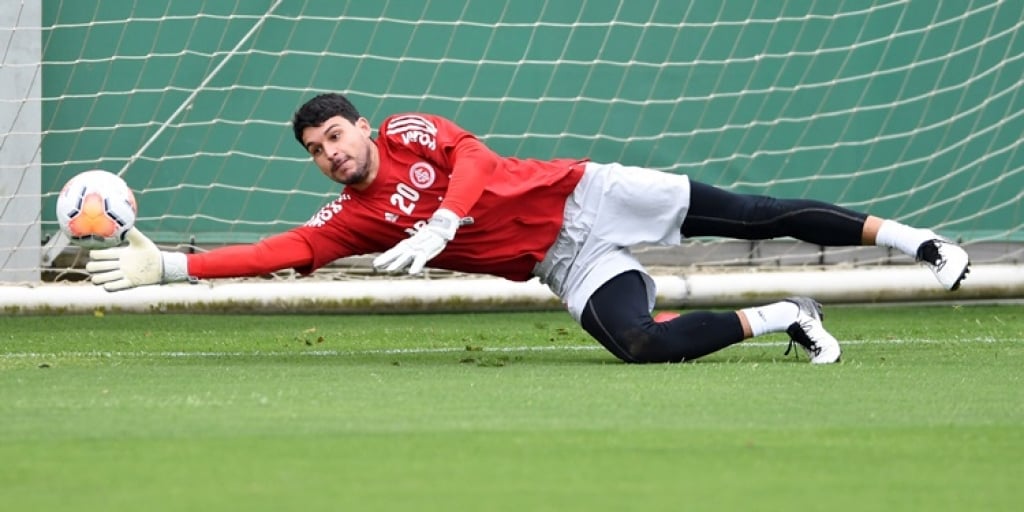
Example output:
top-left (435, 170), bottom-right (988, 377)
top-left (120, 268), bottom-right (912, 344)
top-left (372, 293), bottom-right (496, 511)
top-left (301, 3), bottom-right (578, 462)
top-left (56, 170), bottom-right (137, 249)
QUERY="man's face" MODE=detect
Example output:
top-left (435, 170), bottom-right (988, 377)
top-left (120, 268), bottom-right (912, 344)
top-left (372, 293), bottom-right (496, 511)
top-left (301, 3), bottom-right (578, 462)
top-left (301, 115), bottom-right (377, 189)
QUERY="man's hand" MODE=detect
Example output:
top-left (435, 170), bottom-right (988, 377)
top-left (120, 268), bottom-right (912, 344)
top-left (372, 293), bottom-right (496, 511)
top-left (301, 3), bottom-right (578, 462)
top-left (86, 228), bottom-right (188, 291)
top-left (373, 209), bottom-right (461, 275)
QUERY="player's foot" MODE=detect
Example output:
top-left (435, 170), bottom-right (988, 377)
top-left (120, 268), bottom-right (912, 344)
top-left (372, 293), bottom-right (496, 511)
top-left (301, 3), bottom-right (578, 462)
top-left (783, 297), bottom-right (841, 364)
top-left (916, 239), bottom-right (970, 291)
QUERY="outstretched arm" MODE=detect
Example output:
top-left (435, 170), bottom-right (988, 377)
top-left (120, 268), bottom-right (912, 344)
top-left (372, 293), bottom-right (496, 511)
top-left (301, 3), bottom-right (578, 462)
top-left (187, 230), bottom-right (315, 279)
top-left (87, 229), bottom-right (315, 291)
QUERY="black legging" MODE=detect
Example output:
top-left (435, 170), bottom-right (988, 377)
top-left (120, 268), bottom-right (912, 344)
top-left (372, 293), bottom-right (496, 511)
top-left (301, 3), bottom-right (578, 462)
top-left (681, 180), bottom-right (867, 244)
top-left (579, 180), bottom-right (868, 363)
top-left (581, 270), bottom-right (745, 363)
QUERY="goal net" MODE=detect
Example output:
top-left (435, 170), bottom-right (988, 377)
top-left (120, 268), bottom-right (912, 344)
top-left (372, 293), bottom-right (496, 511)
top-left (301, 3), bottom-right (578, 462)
top-left (2, 0), bottom-right (1022, 312)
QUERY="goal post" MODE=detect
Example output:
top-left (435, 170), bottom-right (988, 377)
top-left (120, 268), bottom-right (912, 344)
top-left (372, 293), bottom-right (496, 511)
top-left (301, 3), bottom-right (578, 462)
top-left (0, 0), bottom-right (42, 283)
top-left (4, 0), bottom-right (1024, 313)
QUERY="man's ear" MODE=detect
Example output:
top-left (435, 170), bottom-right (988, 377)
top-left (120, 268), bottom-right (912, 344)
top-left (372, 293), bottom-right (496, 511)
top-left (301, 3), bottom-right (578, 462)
top-left (356, 117), bottom-right (372, 136)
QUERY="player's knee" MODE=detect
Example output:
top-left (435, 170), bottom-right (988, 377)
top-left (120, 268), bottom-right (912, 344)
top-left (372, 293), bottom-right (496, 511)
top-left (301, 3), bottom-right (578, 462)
top-left (609, 322), bottom-right (680, 364)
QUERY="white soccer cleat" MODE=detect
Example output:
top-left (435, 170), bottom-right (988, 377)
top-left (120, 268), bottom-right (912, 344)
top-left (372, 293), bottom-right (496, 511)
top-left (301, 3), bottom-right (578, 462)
top-left (916, 239), bottom-right (970, 291)
top-left (783, 296), bottom-right (842, 364)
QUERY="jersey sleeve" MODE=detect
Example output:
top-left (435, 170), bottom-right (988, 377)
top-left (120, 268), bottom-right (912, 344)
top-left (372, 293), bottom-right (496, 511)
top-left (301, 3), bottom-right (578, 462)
top-left (185, 230), bottom-right (316, 279)
top-left (380, 113), bottom-right (500, 218)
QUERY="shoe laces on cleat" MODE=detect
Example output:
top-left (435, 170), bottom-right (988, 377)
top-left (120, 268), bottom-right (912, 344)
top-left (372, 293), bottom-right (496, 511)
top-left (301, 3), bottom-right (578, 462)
top-left (782, 296), bottom-right (841, 364)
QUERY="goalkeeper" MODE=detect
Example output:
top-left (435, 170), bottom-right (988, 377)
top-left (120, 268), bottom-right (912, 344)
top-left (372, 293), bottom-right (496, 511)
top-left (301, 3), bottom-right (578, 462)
top-left (87, 93), bottom-right (970, 365)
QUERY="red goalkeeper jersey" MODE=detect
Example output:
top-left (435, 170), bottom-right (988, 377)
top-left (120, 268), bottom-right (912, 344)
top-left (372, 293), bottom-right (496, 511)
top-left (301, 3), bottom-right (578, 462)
top-left (187, 113), bottom-right (586, 282)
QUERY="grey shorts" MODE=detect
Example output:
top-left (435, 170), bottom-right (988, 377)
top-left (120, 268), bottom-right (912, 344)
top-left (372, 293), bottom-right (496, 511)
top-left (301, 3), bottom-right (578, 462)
top-left (533, 162), bottom-right (691, 322)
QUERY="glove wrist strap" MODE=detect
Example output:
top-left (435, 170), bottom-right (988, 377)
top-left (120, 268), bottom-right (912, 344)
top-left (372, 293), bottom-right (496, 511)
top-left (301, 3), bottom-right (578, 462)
top-left (428, 208), bottom-right (461, 241)
top-left (161, 252), bottom-right (191, 283)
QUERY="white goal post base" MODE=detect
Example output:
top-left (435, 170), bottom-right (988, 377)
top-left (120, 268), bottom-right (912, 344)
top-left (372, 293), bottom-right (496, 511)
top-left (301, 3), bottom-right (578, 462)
top-left (3, 266), bottom-right (1021, 314)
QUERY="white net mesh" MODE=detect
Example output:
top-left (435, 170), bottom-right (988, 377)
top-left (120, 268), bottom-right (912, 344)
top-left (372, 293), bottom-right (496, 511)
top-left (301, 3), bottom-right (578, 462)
top-left (2, 0), bottom-right (1022, 291)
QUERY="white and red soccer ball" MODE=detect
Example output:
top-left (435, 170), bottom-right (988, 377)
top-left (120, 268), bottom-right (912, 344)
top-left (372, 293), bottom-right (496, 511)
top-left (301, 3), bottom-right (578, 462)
top-left (56, 170), bottom-right (137, 249)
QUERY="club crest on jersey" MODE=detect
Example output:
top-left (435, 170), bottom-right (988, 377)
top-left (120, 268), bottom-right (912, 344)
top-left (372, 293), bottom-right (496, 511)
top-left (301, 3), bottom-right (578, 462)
top-left (387, 115), bottom-right (437, 151)
top-left (409, 162), bottom-right (436, 189)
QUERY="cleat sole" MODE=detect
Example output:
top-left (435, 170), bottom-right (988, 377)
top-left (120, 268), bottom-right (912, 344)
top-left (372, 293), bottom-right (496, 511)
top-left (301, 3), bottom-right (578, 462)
top-left (950, 262), bottom-right (971, 291)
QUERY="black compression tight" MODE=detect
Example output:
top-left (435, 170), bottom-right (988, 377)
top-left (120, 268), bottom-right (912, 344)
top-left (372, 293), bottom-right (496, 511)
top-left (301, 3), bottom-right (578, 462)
top-left (581, 271), bottom-right (745, 363)
top-left (681, 180), bottom-right (868, 244)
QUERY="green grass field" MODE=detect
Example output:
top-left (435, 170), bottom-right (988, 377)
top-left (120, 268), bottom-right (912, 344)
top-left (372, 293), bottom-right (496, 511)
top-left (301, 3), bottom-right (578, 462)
top-left (1, 304), bottom-right (1021, 511)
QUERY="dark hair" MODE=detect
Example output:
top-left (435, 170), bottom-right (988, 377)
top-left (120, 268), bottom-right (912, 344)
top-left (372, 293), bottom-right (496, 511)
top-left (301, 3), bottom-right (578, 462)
top-left (291, 93), bottom-right (361, 146)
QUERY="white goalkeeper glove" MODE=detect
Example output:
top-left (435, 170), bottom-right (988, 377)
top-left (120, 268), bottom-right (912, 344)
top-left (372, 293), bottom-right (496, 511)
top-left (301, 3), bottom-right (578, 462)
top-left (373, 208), bottom-right (462, 275)
top-left (85, 228), bottom-right (191, 292)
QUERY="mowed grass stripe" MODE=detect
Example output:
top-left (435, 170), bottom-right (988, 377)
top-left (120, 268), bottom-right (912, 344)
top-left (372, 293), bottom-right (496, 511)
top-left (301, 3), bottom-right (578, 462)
top-left (0, 335), bottom-right (1018, 360)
